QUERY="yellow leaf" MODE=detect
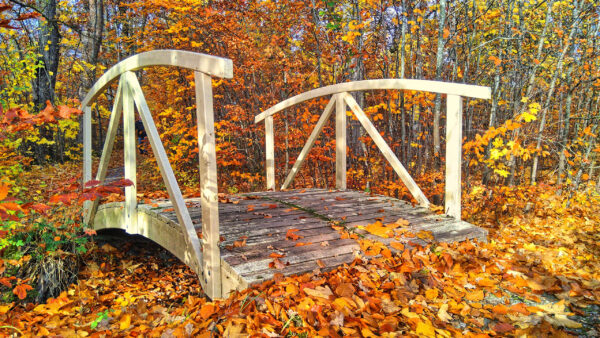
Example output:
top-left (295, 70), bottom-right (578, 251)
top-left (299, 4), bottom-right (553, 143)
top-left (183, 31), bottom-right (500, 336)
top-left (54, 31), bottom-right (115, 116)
top-left (416, 321), bottom-right (436, 337)
top-left (119, 314), bottom-right (131, 330)
top-left (425, 288), bottom-right (439, 300)
top-left (0, 305), bottom-right (11, 314)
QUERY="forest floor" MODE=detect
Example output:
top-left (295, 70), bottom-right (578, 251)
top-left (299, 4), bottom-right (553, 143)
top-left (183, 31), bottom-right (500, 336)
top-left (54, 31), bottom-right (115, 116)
top-left (1, 162), bottom-right (600, 337)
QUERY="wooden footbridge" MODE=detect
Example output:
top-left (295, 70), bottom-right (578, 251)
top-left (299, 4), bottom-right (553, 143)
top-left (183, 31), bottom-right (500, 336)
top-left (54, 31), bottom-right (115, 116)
top-left (81, 50), bottom-right (491, 299)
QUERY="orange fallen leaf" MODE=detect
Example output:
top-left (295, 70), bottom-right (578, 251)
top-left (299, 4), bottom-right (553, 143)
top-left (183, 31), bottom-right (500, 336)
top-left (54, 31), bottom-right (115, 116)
top-left (316, 259), bottom-right (325, 268)
top-left (286, 229), bottom-right (302, 241)
top-left (294, 242), bottom-right (312, 247)
top-left (199, 303), bottom-right (216, 319)
top-left (269, 252), bottom-right (285, 258)
top-left (390, 241), bottom-right (404, 251)
top-left (13, 284), bottom-right (33, 300)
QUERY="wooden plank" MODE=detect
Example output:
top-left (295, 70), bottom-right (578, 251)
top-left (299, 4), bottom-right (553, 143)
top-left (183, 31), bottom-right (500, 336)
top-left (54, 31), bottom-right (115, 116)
top-left (445, 94), bottom-right (462, 220)
top-left (233, 242), bottom-right (358, 275)
top-left (195, 70), bottom-right (222, 299)
top-left (281, 97), bottom-right (336, 190)
top-left (255, 79), bottom-right (492, 123)
top-left (244, 252), bottom-right (357, 285)
top-left (221, 232), bottom-right (342, 259)
top-left (85, 77), bottom-right (124, 225)
top-left (265, 115), bottom-right (275, 190)
top-left (122, 76), bottom-right (138, 234)
top-left (82, 105), bottom-right (93, 218)
top-left (123, 71), bottom-right (205, 293)
top-left (225, 238), bottom-right (357, 267)
top-left (343, 93), bottom-right (430, 207)
top-left (335, 93), bottom-right (347, 190)
top-left (81, 50), bottom-right (233, 108)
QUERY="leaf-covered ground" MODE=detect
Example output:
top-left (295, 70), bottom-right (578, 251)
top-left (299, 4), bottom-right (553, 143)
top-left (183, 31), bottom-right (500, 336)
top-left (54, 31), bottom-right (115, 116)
top-left (1, 164), bottom-right (599, 337)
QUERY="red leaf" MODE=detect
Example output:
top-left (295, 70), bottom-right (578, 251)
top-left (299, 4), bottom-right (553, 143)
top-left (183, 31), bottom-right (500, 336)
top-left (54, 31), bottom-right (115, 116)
top-left (109, 178), bottom-right (134, 188)
top-left (84, 179), bottom-right (101, 187)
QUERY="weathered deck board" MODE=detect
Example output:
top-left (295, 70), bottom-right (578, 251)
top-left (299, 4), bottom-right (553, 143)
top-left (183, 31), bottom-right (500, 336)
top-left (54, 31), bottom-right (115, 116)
top-left (95, 188), bottom-right (487, 296)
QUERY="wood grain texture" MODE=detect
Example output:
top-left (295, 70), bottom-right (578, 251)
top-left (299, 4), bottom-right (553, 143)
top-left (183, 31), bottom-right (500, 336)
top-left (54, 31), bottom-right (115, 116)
top-left (92, 188), bottom-right (486, 296)
top-left (445, 94), bottom-right (462, 219)
top-left (195, 71), bottom-right (222, 299)
top-left (335, 93), bottom-right (347, 190)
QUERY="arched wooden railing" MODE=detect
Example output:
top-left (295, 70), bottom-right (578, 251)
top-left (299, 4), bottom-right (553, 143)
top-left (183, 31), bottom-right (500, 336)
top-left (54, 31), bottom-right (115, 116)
top-left (81, 50), bottom-right (233, 299)
top-left (255, 80), bottom-right (491, 220)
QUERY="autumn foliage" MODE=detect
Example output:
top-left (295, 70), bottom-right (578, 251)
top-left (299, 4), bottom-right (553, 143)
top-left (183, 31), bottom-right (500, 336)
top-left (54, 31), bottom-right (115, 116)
top-left (1, 0), bottom-right (600, 336)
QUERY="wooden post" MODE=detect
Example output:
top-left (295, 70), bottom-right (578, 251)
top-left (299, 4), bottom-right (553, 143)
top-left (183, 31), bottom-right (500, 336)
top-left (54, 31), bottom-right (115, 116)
top-left (335, 93), bottom-right (347, 190)
top-left (281, 97), bottom-right (336, 190)
top-left (265, 115), bottom-right (275, 190)
top-left (122, 76), bottom-right (137, 233)
top-left (445, 94), bottom-right (462, 219)
top-left (195, 71), bottom-right (222, 299)
top-left (82, 105), bottom-right (92, 216)
top-left (124, 71), bottom-right (204, 289)
top-left (84, 78), bottom-right (124, 225)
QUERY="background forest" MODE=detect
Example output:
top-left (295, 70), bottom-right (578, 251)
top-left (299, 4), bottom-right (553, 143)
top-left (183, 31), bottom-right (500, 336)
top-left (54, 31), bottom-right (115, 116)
top-left (2, 0), bottom-right (599, 194)
top-left (1, 0), bottom-right (600, 336)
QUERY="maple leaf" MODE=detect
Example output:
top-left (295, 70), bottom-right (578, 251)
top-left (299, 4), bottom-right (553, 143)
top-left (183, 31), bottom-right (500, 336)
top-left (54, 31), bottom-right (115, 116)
top-left (84, 229), bottom-right (97, 236)
top-left (285, 229), bottom-right (302, 241)
top-left (13, 283), bottom-right (33, 300)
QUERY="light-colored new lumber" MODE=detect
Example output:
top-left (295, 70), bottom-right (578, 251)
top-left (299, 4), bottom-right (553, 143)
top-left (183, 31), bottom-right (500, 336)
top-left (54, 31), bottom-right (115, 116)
top-left (335, 93), bottom-right (347, 190)
top-left (445, 95), bottom-right (463, 219)
top-left (195, 70), bottom-right (222, 299)
top-left (81, 50), bottom-right (233, 108)
top-left (255, 79), bottom-right (492, 123)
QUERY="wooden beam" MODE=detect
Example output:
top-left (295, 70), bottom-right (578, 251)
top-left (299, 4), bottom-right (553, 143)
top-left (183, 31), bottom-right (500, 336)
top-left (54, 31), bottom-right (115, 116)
top-left (123, 71), bottom-right (205, 285)
top-left (255, 79), bottom-right (492, 123)
top-left (195, 70), bottom-right (222, 299)
top-left (281, 97), bottom-right (336, 190)
top-left (81, 50), bottom-right (233, 108)
top-left (265, 115), bottom-right (275, 190)
top-left (335, 94), bottom-right (347, 190)
top-left (343, 93), bottom-right (430, 207)
top-left (85, 77), bottom-right (124, 225)
top-left (122, 75), bottom-right (138, 234)
top-left (82, 105), bottom-right (93, 217)
top-left (445, 95), bottom-right (462, 219)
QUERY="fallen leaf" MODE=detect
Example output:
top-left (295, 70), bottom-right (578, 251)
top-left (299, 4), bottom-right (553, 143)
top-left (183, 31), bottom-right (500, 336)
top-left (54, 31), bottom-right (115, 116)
top-left (304, 285), bottom-right (333, 299)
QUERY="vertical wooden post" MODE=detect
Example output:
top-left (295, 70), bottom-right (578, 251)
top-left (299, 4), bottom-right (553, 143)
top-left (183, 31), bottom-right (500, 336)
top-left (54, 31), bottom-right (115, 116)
top-left (84, 78), bottom-right (124, 225)
top-left (122, 76), bottom-right (138, 233)
top-left (335, 93), bottom-right (347, 190)
top-left (195, 71), bottom-right (222, 299)
top-left (445, 94), bottom-right (462, 220)
top-left (82, 105), bottom-right (92, 216)
top-left (265, 115), bottom-right (275, 190)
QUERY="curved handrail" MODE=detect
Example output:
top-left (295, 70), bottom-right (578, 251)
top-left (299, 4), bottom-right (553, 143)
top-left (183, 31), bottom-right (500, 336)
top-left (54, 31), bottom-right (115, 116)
top-left (81, 50), bottom-right (233, 108)
top-left (255, 79), bottom-right (491, 123)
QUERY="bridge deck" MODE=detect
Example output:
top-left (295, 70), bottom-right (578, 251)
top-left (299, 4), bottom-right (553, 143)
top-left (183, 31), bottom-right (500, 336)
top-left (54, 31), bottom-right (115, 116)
top-left (94, 188), bottom-right (486, 296)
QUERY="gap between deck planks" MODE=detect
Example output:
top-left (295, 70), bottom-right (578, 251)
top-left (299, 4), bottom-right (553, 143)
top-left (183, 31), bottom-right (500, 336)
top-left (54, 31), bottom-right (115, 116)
top-left (133, 188), bottom-right (487, 291)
